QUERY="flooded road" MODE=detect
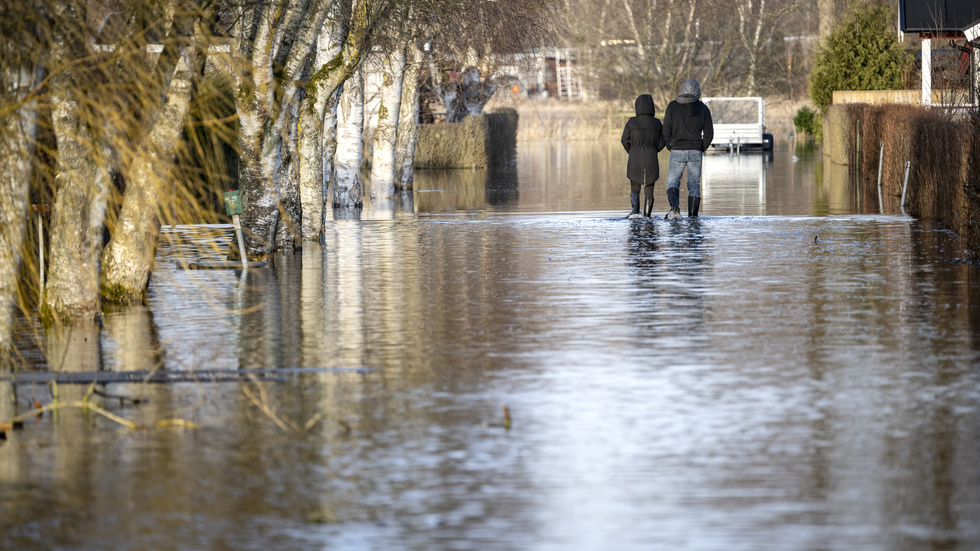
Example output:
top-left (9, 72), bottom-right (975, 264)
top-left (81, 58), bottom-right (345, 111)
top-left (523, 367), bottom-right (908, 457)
top-left (3, 142), bottom-right (980, 550)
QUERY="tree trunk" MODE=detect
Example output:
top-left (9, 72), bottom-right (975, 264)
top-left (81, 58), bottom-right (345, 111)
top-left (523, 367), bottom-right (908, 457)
top-left (229, 0), bottom-right (336, 258)
top-left (460, 67), bottom-right (496, 117)
top-left (0, 69), bottom-right (37, 363)
top-left (818, 0), bottom-right (836, 40)
top-left (333, 65), bottom-right (364, 210)
top-left (276, 99), bottom-right (302, 251)
top-left (43, 64), bottom-right (112, 323)
top-left (298, 8), bottom-right (344, 240)
top-left (101, 45), bottom-right (199, 302)
top-left (395, 43), bottom-right (422, 190)
top-left (369, 47), bottom-right (407, 200)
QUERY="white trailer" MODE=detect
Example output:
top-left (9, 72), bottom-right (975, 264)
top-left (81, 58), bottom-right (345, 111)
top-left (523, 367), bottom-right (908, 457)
top-left (701, 97), bottom-right (773, 151)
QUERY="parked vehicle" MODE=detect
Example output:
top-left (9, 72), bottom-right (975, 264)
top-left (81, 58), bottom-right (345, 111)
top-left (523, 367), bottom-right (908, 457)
top-left (702, 97), bottom-right (773, 151)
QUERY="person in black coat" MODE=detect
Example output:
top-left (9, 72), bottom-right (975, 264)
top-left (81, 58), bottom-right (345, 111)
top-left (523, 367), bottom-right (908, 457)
top-left (621, 94), bottom-right (667, 218)
top-left (662, 78), bottom-right (713, 218)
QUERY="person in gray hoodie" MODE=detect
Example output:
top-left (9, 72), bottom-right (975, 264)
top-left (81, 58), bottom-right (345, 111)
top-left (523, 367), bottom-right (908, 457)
top-left (662, 78), bottom-right (713, 218)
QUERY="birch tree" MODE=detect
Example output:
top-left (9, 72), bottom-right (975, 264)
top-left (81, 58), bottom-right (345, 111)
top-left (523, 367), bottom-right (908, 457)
top-left (735, 0), bottom-right (809, 95)
top-left (100, 20), bottom-right (203, 302)
top-left (43, 0), bottom-right (113, 323)
top-left (369, 46), bottom-right (406, 200)
top-left (565, 0), bottom-right (811, 99)
top-left (226, 0), bottom-right (390, 256)
top-left (394, 41), bottom-right (423, 190)
top-left (298, 1), bottom-right (345, 240)
top-left (333, 64), bottom-right (365, 211)
top-left (427, 0), bottom-right (559, 121)
top-left (0, 53), bottom-right (39, 363)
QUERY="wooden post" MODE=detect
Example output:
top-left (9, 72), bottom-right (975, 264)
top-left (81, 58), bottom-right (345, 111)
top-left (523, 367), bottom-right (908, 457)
top-left (232, 214), bottom-right (247, 270)
top-left (222, 190), bottom-right (247, 270)
top-left (31, 204), bottom-right (49, 293)
top-left (921, 39), bottom-right (931, 106)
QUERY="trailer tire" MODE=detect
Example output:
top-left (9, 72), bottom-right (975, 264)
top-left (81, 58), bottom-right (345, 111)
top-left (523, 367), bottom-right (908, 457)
top-left (763, 133), bottom-right (773, 150)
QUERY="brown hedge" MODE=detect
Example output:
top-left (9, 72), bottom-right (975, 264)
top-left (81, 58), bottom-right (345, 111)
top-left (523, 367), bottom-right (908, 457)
top-left (415, 109), bottom-right (518, 169)
top-left (826, 103), bottom-right (980, 260)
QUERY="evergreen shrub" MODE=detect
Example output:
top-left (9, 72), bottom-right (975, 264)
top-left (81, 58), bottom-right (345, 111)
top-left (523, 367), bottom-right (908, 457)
top-left (809, 2), bottom-right (912, 112)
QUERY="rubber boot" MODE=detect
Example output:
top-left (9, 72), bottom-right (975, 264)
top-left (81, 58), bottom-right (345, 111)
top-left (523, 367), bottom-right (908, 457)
top-left (643, 197), bottom-right (654, 217)
top-left (690, 196), bottom-right (701, 217)
top-left (665, 188), bottom-right (681, 220)
top-left (628, 192), bottom-right (641, 219)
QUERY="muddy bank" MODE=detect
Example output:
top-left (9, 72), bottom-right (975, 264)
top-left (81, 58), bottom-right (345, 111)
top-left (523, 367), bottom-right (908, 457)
top-left (825, 103), bottom-right (980, 261)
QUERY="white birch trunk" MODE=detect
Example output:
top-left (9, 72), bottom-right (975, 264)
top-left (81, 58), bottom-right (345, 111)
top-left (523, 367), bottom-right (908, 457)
top-left (44, 61), bottom-right (112, 322)
top-left (623, 0), bottom-right (648, 64)
top-left (0, 68), bottom-right (37, 362)
top-left (298, 8), bottom-right (344, 240)
top-left (395, 43), bottom-right (422, 190)
top-left (101, 45), bottom-right (199, 301)
top-left (277, 99), bottom-right (302, 251)
top-left (230, 0), bottom-right (338, 257)
top-left (370, 47), bottom-right (406, 200)
top-left (334, 65), bottom-right (364, 209)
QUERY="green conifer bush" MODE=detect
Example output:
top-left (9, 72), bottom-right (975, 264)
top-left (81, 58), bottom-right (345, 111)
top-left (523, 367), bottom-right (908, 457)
top-left (809, 2), bottom-right (912, 111)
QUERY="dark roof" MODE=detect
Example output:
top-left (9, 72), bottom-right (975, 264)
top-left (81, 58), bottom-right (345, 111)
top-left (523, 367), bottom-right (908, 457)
top-left (899, 0), bottom-right (980, 34)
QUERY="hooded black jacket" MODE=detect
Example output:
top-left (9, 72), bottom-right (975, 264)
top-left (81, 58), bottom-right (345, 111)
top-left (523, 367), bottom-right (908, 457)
top-left (663, 79), bottom-right (714, 152)
top-left (621, 94), bottom-right (667, 184)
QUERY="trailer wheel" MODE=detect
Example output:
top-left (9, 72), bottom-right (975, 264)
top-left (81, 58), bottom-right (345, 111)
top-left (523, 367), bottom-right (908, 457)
top-left (763, 133), bottom-right (773, 150)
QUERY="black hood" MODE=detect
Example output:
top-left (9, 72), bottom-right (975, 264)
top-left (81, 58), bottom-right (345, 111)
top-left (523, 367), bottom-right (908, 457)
top-left (634, 94), bottom-right (655, 116)
top-left (676, 79), bottom-right (701, 104)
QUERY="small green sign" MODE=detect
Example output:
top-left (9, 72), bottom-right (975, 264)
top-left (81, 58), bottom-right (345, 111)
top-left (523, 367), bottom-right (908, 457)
top-left (222, 190), bottom-right (243, 216)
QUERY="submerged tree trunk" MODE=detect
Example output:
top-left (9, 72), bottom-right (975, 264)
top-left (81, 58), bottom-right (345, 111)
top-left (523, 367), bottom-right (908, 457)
top-left (277, 98), bottom-right (302, 251)
top-left (101, 44), bottom-right (199, 302)
top-left (369, 47), bottom-right (406, 200)
top-left (298, 5), bottom-right (344, 241)
top-left (229, 0), bottom-right (335, 258)
top-left (0, 69), bottom-right (37, 363)
top-left (333, 65), bottom-right (364, 210)
top-left (43, 55), bottom-right (112, 323)
top-left (394, 43), bottom-right (422, 190)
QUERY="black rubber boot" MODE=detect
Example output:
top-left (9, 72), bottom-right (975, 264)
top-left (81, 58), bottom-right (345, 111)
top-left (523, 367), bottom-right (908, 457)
top-left (688, 196), bottom-right (693, 217)
top-left (665, 188), bottom-right (681, 219)
top-left (629, 192), bottom-right (640, 218)
top-left (690, 196), bottom-right (701, 217)
top-left (643, 198), bottom-right (654, 217)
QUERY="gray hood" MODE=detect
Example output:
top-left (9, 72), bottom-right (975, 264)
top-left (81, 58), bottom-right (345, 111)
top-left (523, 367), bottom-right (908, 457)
top-left (676, 78), bottom-right (701, 104)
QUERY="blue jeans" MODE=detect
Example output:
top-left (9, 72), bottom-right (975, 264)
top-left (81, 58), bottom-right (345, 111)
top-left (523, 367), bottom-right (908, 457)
top-left (666, 150), bottom-right (702, 198)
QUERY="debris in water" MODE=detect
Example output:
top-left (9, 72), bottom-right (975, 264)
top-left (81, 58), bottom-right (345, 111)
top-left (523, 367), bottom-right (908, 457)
top-left (483, 405), bottom-right (512, 430)
top-left (0, 421), bottom-right (24, 432)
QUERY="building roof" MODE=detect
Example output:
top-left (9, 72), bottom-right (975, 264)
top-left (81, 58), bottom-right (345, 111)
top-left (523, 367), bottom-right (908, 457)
top-left (899, 0), bottom-right (980, 39)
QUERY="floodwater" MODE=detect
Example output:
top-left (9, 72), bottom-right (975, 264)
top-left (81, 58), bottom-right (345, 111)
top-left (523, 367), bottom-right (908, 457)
top-left (3, 141), bottom-right (980, 550)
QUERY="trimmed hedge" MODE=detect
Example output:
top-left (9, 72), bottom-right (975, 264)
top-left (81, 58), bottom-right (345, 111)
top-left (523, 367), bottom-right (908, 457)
top-left (825, 104), bottom-right (980, 260)
top-left (415, 109), bottom-right (518, 169)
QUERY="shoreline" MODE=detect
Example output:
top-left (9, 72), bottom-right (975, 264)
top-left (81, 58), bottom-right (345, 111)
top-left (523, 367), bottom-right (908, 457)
top-left (486, 95), bottom-right (810, 142)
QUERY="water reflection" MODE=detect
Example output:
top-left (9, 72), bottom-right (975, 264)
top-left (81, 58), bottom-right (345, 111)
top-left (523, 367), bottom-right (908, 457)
top-left (702, 153), bottom-right (767, 215)
top-left (412, 163), bottom-right (519, 213)
top-left (4, 141), bottom-right (980, 550)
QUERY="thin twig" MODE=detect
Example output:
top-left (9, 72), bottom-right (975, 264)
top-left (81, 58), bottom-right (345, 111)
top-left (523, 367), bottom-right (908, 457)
top-left (242, 374), bottom-right (300, 432)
